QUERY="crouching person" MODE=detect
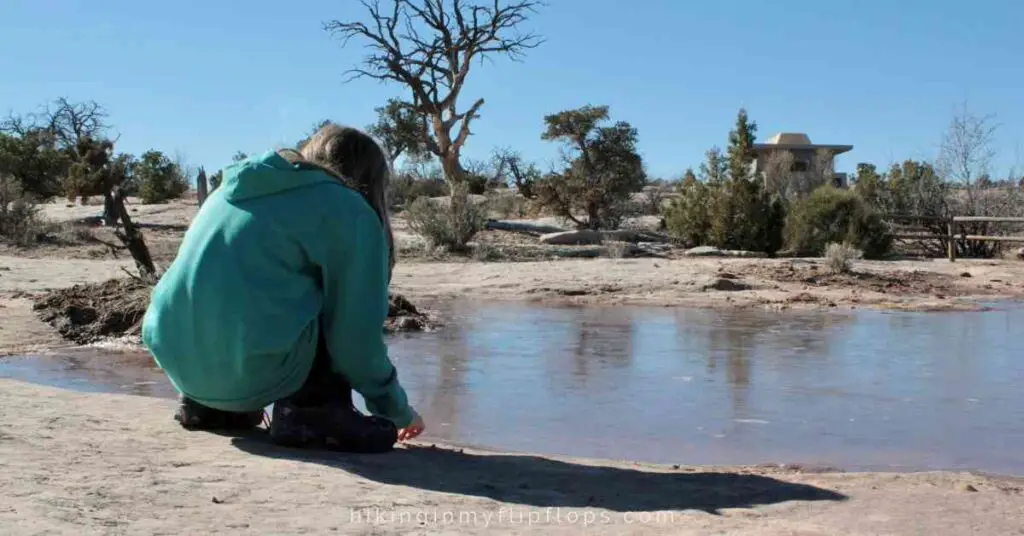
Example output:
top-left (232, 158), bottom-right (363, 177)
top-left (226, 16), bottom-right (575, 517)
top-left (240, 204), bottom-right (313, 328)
top-left (141, 123), bottom-right (425, 453)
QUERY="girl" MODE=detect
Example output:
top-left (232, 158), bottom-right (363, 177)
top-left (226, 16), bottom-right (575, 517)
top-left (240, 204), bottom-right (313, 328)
top-left (141, 123), bottom-right (425, 453)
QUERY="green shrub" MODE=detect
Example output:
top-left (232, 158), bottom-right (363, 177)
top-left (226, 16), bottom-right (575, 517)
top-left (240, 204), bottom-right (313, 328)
top-left (0, 175), bottom-right (47, 247)
top-left (404, 194), bottom-right (486, 252)
top-left (707, 178), bottom-right (785, 254)
top-left (663, 177), bottom-right (711, 247)
top-left (664, 177), bottom-right (785, 254)
top-left (136, 150), bottom-right (188, 204)
top-left (784, 186), bottom-right (892, 259)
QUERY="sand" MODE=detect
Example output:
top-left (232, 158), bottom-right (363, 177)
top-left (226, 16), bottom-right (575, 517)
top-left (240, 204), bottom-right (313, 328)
top-left (1, 380), bottom-right (1021, 535)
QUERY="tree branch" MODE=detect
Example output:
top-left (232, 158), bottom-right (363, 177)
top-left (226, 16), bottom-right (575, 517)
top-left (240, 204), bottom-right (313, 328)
top-left (449, 97), bottom-right (484, 151)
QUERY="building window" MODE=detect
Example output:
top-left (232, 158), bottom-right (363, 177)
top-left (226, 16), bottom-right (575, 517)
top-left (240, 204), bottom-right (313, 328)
top-left (791, 161), bottom-right (809, 172)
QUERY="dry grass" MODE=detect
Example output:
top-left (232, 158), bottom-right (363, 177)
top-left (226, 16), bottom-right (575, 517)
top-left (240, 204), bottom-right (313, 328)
top-left (824, 242), bottom-right (863, 274)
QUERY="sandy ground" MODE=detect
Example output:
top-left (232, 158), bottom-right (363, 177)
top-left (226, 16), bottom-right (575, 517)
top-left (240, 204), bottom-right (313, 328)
top-left (392, 256), bottom-right (1024, 311)
top-left (1, 380), bottom-right (1021, 535)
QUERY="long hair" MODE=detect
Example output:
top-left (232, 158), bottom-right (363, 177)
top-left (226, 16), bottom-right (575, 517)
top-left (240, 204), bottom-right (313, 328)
top-left (276, 123), bottom-right (394, 282)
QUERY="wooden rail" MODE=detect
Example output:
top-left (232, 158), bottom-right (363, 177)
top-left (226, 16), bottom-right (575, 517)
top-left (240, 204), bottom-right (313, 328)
top-left (885, 215), bottom-right (1024, 262)
top-left (947, 217), bottom-right (1024, 261)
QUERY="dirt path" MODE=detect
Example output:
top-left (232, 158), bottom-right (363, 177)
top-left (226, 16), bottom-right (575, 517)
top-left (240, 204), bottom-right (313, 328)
top-left (0, 380), bottom-right (1020, 535)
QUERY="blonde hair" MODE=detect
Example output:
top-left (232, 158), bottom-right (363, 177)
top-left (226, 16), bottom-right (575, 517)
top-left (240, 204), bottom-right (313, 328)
top-left (277, 122), bottom-right (394, 281)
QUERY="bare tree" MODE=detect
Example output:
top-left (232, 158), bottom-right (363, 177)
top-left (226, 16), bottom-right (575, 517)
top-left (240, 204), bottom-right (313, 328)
top-left (937, 101), bottom-right (998, 189)
top-left (760, 150), bottom-right (795, 199)
top-left (324, 0), bottom-right (543, 194)
top-left (811, 148), bottom-right (836, 187)
top-left (0, 98), bottom-right (107, 145)
top-left (492, 147), bottom-right (541, 199)
top-left (42, 98), bottom-right (111, 149)
top-left (932, 104), bottom-right (1024, 257)
top-left (936, 101), bottom-right (999, 222)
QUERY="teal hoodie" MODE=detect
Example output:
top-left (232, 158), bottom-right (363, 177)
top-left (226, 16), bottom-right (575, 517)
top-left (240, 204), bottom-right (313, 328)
top-left (141, 150), bottom-right (413, 428)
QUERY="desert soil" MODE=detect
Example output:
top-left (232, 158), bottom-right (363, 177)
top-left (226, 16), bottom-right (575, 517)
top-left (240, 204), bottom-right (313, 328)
top-left (3, 199), bottom-right (1024, 535)
top-left (2, 380), bottom-right (1022, 535)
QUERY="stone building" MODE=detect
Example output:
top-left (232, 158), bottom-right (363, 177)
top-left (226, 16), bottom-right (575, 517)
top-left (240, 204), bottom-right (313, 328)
top-left (751, 132), bottom-right (853, 188)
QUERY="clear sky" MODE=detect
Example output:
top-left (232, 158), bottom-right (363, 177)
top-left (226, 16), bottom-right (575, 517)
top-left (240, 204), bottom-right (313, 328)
top-left (1, 0), bottom-right (1020, 180)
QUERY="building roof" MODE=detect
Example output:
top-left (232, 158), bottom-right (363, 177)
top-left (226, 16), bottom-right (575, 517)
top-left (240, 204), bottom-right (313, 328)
top-left (752, 132), bottom-right (853, 154)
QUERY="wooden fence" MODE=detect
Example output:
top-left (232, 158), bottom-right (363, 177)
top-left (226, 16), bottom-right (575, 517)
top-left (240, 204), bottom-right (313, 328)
top-left (886, 214), bottom-right (1024, 261)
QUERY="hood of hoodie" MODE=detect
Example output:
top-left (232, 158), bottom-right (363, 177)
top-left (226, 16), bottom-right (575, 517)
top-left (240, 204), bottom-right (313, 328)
top-left (218, 150), bottom-right (338, 202)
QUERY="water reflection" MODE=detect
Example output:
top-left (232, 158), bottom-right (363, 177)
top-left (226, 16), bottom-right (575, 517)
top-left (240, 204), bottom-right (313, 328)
top-left (386, 301), bottom-right (1023, 474)
top-left (0, 348), bottom-right (176, 399)
top-left (3, 300), bottom-right (1022, 475)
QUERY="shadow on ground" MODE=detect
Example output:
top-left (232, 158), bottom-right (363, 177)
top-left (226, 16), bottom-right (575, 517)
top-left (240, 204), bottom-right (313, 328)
top-left (232, 438), bottom-right (847, 513)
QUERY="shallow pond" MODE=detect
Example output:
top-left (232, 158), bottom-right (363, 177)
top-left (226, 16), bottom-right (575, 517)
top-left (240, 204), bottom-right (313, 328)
top-left (3, 300), bottom-right (1022, 475)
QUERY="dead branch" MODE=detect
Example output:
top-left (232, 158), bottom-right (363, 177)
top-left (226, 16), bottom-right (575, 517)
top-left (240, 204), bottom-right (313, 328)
top-left (111, 187), bottom-right (157, 282)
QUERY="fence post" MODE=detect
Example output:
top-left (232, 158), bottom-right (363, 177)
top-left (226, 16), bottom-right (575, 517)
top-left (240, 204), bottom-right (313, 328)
top-left (947, 219), bottom-right (956, 262)
top-left (196, 168), bottom-right (209, 207)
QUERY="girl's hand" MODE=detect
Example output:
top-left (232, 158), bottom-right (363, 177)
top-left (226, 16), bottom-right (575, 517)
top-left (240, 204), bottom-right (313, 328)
top-left (398, 409), bottom-right (425, 442)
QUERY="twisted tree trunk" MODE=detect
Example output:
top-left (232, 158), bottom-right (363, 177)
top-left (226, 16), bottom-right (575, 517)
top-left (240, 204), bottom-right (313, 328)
top-left (111, 187), bottom-right (157, 281)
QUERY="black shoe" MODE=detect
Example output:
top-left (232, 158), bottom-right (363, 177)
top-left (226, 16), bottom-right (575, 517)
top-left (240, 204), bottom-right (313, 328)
top-left (174, 397), bottom-right (265, 431)
top-left (268, 400), bottom-right (397, 454)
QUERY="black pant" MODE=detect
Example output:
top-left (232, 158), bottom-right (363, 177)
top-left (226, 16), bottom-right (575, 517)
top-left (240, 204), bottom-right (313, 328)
top-left (286, 329), bottom-right (353, 408)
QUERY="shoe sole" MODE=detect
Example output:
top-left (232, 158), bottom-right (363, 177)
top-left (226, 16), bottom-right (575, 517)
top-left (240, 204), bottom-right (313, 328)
top-left (269, 431), bottom-right (396, 454)
top-left (268, 420), bottom-right (396, 454)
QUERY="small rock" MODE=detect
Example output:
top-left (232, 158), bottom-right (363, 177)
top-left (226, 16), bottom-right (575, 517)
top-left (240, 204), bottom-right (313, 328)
top-left (212, 497), bottom-right (224, 504)
top-left (672, 464), bottom-right (680, 470)
top-left (963, 484), bottom-right (979, 492)
top-left (960, 272), bottom-right (972, 278)
top-left (1016, 247), bottom-right (1024, 260)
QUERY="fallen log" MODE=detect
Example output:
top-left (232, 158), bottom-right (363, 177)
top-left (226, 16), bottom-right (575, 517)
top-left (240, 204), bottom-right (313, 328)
top-left (539, 229), bottom-right (673, 246)
top-left (485, 219), bottom-right (567, 236)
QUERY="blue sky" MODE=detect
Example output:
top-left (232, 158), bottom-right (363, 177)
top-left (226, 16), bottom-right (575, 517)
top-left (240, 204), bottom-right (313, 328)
top-left (1, 0), bottom-right (1020, 179)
